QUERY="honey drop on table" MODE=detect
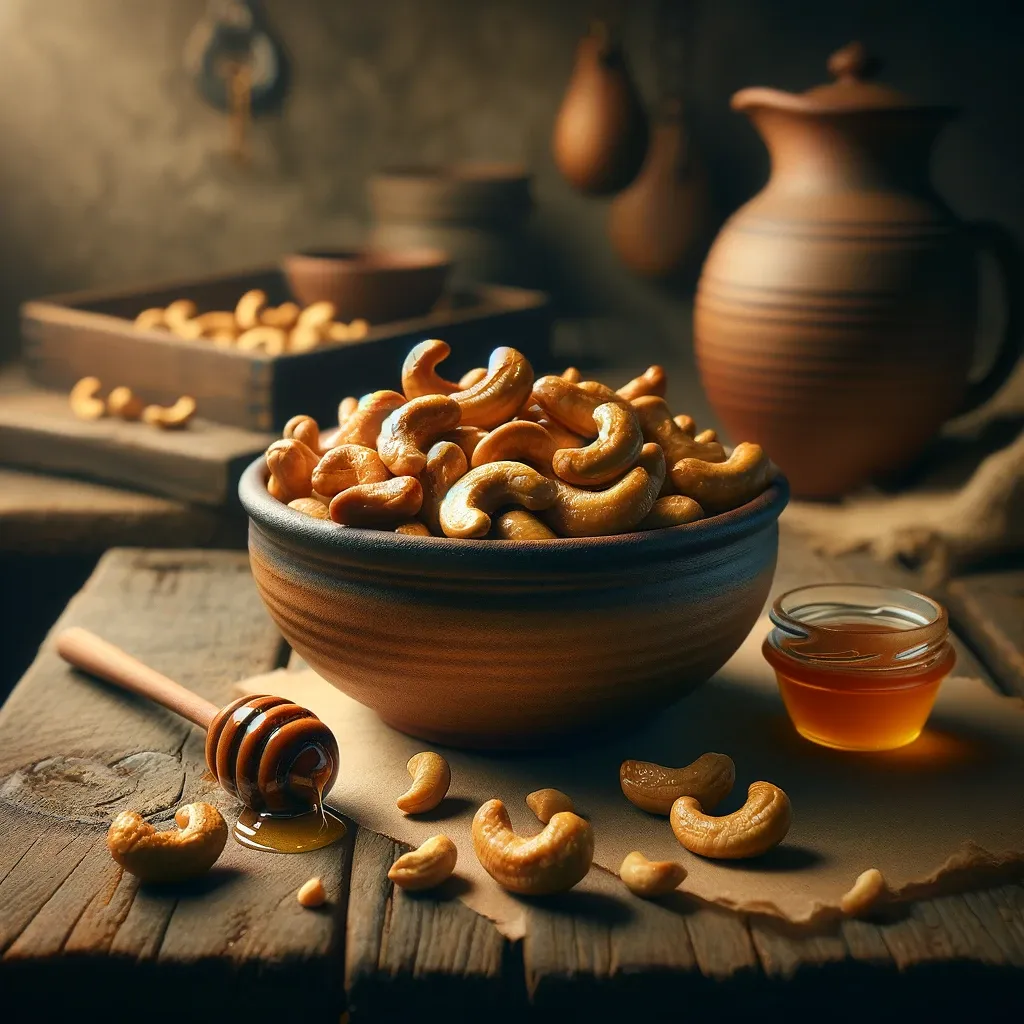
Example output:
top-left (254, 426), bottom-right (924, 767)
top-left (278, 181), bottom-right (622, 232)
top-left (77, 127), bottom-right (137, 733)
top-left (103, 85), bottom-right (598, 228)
top-left (233, 804), bottom-right (346, 854)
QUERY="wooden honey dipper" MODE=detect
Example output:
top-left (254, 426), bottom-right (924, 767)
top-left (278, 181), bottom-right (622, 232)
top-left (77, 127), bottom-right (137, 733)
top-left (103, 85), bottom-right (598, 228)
top-left (56, 627), bottom-right (339, 815)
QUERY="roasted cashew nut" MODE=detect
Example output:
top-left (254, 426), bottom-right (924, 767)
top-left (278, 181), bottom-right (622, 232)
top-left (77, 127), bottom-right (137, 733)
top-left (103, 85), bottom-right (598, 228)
top-left (297, 301), bottom-right (337, 329)
top-left (134, 307), bottom-right (166, 331)
top-left (261, 302), bottom-right (301, 330)
top-left (142, 396), bottom-right (196, 430)
top-left (377, 394), bottom-right (462, 476)
top-left (388, 835), bottom-right (458, 891)
top-left (283, 413), bottom-right (323, 453)
top-left (395, 519), bottom-right (432, 536)
top-left (297, 877), bottom-right (327, 907)
top-left (437, 425), bottom-right (488, 463)
top-left (617, 365), bottom-right (667, 401)
top-left (530, 375), bottom-right (628, 437)
top-left (632, 397), bottom-right (726, 465)
top-left (396, 751), bottom-right (451, 814)
top-left (537, 418), bottom-right (587, 450)
top-left (163, 299), bottom-right (197, 329)
top-left (670, 781), bottom-right (791, 860)
top-left (402, 339), bottom-right (462, 398)
top-left (694, 428), bottom-right (717, 444)
top-left (561, 366), bottom-right (582, 383)
top-left (670, 442), bottom-right (773, 515)
top-left (338, 396), bottom-right (359, 424)
top-left (106, 803), bottom-right (227, 883)
top-left (458, 366), bottom-right (489, 389)
top-left (312, 444), bottom-right (391, 498)
top-left (450, 346), bottom-right (535, 429)
top-left (329, 390), bottom-right (406, 450)
top-left (620, 753), bottom-right (735, 816)
top-left (492, 509), bottom-right (557, 541)
top-left (237, 326), bottom-right (287, 355)
top-left (674, 414), bottom-right (696, 436)
top-left (526, 788), bottom-right (574, 824)
top-left (329, 476), bottom-right (423, 527)
top-left (637, 495), bottom-right (705, 530)
top-left (288, 497), bottom-right (330, 520)
top-left (106, 386), bottom-right (145, 421)
top-left (266, 437), bottom-right (319, 502)
top-left (418, 440), bottom-right (468, 535)
top-left (543, 442), bottom-right (665, 537)
top-left (472, 798), bottom-right (593, 895)
top-left (235, 289), bottom-right (268, 330)
top-left (551, 401), bottom-right (643, 486)
top-left (288, 324), bottom-right (324, 352)
top-left (439, 461), bottom-right (557, 539)
top-left (840, 868), bottom-right (889, 917)
top-left (69, 376), bottom-right (106, 420)
top-left (471, 420), bottom-right (558, 473)
top-left (619, 851), bottom-right (687, 898)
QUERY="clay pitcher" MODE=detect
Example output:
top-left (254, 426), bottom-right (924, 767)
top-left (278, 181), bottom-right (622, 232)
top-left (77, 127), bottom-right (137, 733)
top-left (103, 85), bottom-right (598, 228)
top-left (694, 42), bottom-right (1021, 499)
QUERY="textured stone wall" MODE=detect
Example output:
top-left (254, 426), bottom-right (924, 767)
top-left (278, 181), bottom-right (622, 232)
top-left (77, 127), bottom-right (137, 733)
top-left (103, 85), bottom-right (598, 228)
top-left (0, 0), bottom-right (1020, 364)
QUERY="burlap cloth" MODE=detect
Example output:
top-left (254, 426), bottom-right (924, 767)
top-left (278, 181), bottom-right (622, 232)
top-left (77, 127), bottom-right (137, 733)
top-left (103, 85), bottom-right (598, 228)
top-left (236, 617), bottom-right (1024, 941)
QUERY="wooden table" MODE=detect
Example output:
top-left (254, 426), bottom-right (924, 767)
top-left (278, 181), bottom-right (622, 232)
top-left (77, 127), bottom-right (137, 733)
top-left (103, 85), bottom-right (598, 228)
top-left (1, 534), bottom-right (1022, 1022)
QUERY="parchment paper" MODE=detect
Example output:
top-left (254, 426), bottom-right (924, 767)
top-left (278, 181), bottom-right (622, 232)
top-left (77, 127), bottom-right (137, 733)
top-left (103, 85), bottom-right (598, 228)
top-left (237, 618), bottom-right (1024, 940)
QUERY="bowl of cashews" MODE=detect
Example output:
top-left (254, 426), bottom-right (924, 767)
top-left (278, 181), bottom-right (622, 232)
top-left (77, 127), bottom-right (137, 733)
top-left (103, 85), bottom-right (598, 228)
top-left (238, 341), bottom-right (789, 749)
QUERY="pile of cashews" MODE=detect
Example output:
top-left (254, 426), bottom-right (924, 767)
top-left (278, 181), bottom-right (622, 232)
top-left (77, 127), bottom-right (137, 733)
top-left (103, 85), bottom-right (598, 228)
top-left (69, 375), bottom-right (195, 430)
top-left (133, 290), bottom-right (369, 355)
top-left (265, 339), bottom-right (777, 537)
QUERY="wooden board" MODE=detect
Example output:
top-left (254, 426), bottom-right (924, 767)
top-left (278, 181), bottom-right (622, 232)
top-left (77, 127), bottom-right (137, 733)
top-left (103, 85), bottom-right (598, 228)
top-left (0, 368), bottom-right (272, 507)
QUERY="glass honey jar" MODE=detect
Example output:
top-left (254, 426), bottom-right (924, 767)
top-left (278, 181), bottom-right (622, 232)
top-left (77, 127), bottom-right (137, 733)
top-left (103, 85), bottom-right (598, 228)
top-left (762, 584), bottom-right (956, 751)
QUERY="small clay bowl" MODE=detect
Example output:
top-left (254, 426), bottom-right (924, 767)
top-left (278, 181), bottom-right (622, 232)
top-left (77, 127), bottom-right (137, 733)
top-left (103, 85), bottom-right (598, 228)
top-left (281, 247), bottom-right (451, 324)
top-left (239, 459), bottom-right (789, 750)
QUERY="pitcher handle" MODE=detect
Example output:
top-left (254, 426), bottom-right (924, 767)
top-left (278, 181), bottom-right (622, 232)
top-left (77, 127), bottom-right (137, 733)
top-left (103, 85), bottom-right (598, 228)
top-left (959, 220), bottom-right (1022, 414)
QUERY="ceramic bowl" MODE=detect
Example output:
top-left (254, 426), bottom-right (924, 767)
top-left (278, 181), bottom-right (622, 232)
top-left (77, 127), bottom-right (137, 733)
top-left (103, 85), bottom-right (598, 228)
top-left (281, 247), bottom-right (451, 324)
top-left (239, 459), bottom-right (789, 749)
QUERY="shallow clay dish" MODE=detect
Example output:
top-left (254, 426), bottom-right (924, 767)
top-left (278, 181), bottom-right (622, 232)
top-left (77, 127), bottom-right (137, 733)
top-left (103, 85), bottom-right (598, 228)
top-left (281, 247), bottom-right (451, 324)
top-left (239, 459), bottom-right (789, 749)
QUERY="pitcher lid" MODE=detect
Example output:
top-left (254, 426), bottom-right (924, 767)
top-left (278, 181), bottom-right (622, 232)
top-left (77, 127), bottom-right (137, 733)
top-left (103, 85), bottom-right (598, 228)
top-left (732, 42), bottom-right (955, 116)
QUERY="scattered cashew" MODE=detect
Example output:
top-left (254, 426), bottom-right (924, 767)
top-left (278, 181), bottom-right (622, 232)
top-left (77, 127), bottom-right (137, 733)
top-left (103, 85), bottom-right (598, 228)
top-left (234, 289), bottom-right (267, 330)
top-left (471, 420), bottom-right (557, 473)
top-left (438, 425), bottom-right (489, 462)
top-left (458, 366), bottom-right (488, 389)
top-left (312, 444), bottom-right (391, 498)
top-left (261, 301), bottom-right (301, 330)
top-left (526, 788), bottom-right (574, 824)
top-left (473, 798), bottom-right (593, 895)
top-left (531, 375), bottom-right (627, 437)
top-left (637, 495), bottom-right (705, 530)
top-left (106, 803), bottom-right (227, 883)
top-left (551, 401), bottom-right (643, 486)
top-left (331, 390), bottom-right (407, 449)
top-left (620, 753), bottom-right (736, 816)
top-left (142, 396), bottom-right (196, 430)
top-left (674, 414), bottom-right (696, 436)
top-left (632, 396), bottom-right (726, 465)
top-left (418, 440), bottom-right (468, 535)
top-left (543, 442), bottom-right (665, 537)
top-left (840, 868), bottom-right (889, 917)
top-left (394, 519), bottom-right (432, 536)
top-left (617, 365), bottom-right (667, 401)
top-left (402, 338), bottom-right (461, 398)
top-left (619, 851), bottom-right (687, 898)
top-left (450, 346), bottom-right (535, 429)
top-left (283, 413), bottom-right (322, 453)
top-left (69, 376), bottom-right (106, 420)
top-left (670, 442), bottom-right (773, 515)
top-left (237, 325), bottom-right (288, 355)
top-left (265, 437), bottom-right (319, 502)
top-left (106, 386), bottom-right (144, 421)
top-left (388, 835), bottom-right (458, 891)
top-left (288, 497), bottom-right (330, 520)
top-left (297, 877), bottom-right (327, 907)
top-left (134, 307), bottom-right (166, 331)
top-left (396, 751), bottom-right (451, 814)
top-left (493, 509), bottom-right (557, 541)
top-left (670, 781), bottom-right (791, 859)
top-left (440, 461), bottom-right (558, 539)
top-left (296, 300), bottom-right (336, 329)
top-left (329, 476), bottom-right (423, 527)
top-left (377, 394), bottom-right (462, 476)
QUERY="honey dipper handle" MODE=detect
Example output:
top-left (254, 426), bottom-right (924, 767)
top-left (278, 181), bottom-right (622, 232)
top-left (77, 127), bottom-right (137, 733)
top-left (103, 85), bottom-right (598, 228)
top-left (56, 627), bottom-right (219, 729)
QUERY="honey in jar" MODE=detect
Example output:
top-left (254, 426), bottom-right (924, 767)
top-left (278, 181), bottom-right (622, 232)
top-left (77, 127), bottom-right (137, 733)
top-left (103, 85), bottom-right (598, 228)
top-left (762, 584), bottom-right (955, 751)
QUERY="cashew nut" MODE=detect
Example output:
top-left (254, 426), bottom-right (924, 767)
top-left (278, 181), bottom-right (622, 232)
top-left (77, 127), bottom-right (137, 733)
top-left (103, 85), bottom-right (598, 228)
top-left (388, 835), bottom-right (458, 891)
top-left (106, 386), bottom-right (144, 421)
top-left (695, 428), bottom-right (717, 444)
top-left (134, 307), bottom-right (166, 331)
top-left (620, 753), bottom-right (735, 816)
top-left (330, 390), bottom-right (406, 449)
top-left (312, 444), bottom-right (391, 498)
top-left (329, 476), bottom-right (423, 527)
top-left (297, 300), bottom-right (337, 329)
top-left (288, 497), bottom-right (330, 520)
top-left (617, 365), bottom-right (667, 401)
top-left (531, 375), bottom-right (627, 437)
top-left (619, 851), bottom-right (687, 898)
top-left (377, 394), bottom-right (462, 476)
top-left (473, 798), bottom-right (593, 895)
top-left (266, 437), bottom-right (319, 502)
top-left (449, 346), bottom-right (535, 429)
top-left (840, 868), bottom-right (889, 917)
top-left (632, 397), bottom-right (725, 465)
top-left (261, 301), bottom-right (301, 330)
top-left (493, 509), bottom-right (557, 541)
top-left (142, 396), bottom-right (196, 430)
top-left (471, 420), bottom-right (557, 473)
top-left (537, 418), bottom-right (587, 450)
top-left (670, 781), bottom-right (791, 860)
top-left (439, 461), bottom-right (557, 539)
top-left (437, 425), bottom-right (488, 462)
top-left (288, 324), bottom-right (324, 352)
top-left (338, 396), bottom-right (359, 423)
top-left (394, 519), bottom-right (431, 536)
top-left (459, 366), bottom-right (488, 389)
top-left (106, 802), bottom-right (227, 883)
top-left (670, 442), bottom-right (773, 515)
top-left (637, 494), bottom-right (705, 530)
top-left (348, 318), bottom-right (369, 339)
top-left (283, 413), bottom-right (322, 453)
top-left (297, 876), bottom-right (327, 907)
top-left (419, 440), bottom-right (468, 535)
top-left (237, 325), bottom-right (288, 355)
top-left (526, 788), bottom-right (574, 824)
top-left (561, 366), bottom-right (582, 383)
top-left (234, 289), bottom-right (268, 330)
top-left (674, 414), bottom-right (696, 435)
top-left (69, 377), bottom-right (106, 420)
top-left (402, 339), bottom-right (462, 398)
top-left (543, 442), bottom-right (665, 537)
top-left (190, 311), bottom-right (239, 338)
top-left (163, 299), bottom-right (197, 329)
top-left (551, 401), bottom-right (643, 486)
top-left (396, 751), bottom-right (451, 814)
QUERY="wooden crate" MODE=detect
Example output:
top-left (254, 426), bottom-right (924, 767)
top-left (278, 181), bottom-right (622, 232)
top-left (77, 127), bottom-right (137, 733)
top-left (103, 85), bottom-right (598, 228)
top-left (22, 267), bottom-right (552, 432)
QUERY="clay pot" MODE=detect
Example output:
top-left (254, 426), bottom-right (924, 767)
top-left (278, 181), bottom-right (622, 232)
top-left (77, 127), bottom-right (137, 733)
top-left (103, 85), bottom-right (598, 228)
top-left (239, 458), bottom-right (788, 750)
top-left (695, 42), bottom-right (1021, 499)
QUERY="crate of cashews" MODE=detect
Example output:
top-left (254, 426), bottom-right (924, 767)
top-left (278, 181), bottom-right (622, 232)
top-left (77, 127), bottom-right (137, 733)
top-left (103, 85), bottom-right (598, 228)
top-left (264, 339), bottom-right (778, 538)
